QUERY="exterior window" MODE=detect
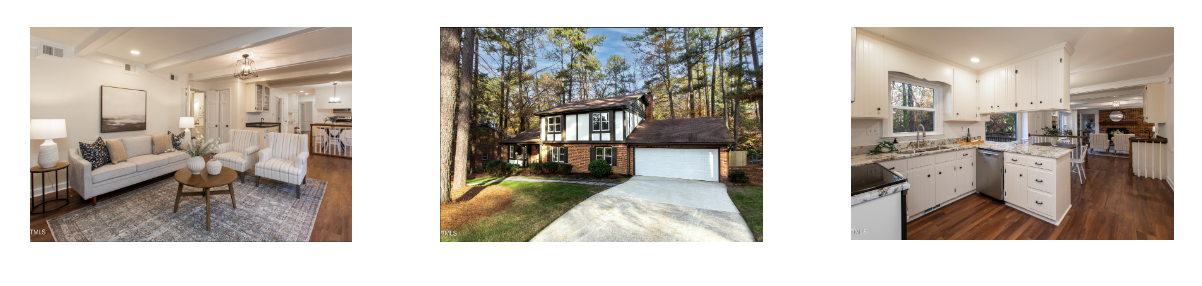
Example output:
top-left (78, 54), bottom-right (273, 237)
top-left (591, 112), bottom-right (610, 131)
top-left (509, 146), bottom-right (525, 160)
top-left (985, 113), bottom-right (1018, 142)
top-left (594, 147), bottom-right (613, 165)
top-left (482, 153), bottom-right (488, 161)
top-left (886, 73), bottom-right (942, 137)
top-left (550, 146), bottom-right (567, 163)
top-left (547, 116), bottom-right (562, 133)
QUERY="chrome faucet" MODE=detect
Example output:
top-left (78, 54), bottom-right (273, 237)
top-left (917, 124), bottom-right (926, 150)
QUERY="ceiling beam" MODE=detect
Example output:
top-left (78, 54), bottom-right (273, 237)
top-left (1071, 95), bottom-right (1143, 105)
top-left (1070, 89), bottom-right (1144, 101)
top-left (1070, 74), bottom-right (1167, 95)
top-left (190, 47), bottom-right (351, 81)
top-left (1070, 54), bottom-right (1172, 75)
top-left (74, 27), bottom-right (132, 57)
top-left (146, 27), bottom-right (327, 72)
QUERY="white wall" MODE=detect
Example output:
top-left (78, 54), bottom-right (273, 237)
top-left (1164, 67), bottom-right (1174, 188)
top-left (300, 93), bottom-right (337, 127)
top-left (314, 84), bottom-right (352, 110)
top-left (30, 37), bottom-right (188, 193)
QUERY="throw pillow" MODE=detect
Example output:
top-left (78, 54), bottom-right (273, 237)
top-left (169, 131), bottom-right (185, 150)
top-left (106, 140), bottom-right (128, 163)
top-left (78, 137), bottom-right (111, 170)
top-left (152, 134), bottom-right (171, 155)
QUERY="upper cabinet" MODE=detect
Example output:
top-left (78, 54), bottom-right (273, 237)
top-left (949, 69), bottom-right (978, 121)
top-left (980, 46), bottom-right (1070, 114)
top-left (245, 84), bottom-right (270, 112)
top-left (852, 31), bottom-right (887, 119)
top-left (1015, 56), bottom-right (1039, 111)
top-left (1144, 82), bottom-right (1166, 123)
top-left (1038, 49), bottom-right (1069, 110)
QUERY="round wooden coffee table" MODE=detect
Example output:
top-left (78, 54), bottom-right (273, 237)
top-left (174, 167), bottom-right (238, 231)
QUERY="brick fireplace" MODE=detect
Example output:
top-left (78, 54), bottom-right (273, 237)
top-left (1098, 108), bottom-right (1154, 137)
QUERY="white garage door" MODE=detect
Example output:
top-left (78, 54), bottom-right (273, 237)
top-left (635, 148), bottom-right (720, 182)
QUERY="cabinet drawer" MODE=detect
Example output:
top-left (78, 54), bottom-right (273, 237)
top-left (1027, 168), bottom-right (1055, 193)
top-left (910, 155), bottom-right (935, 168)
top-left (1027, 189), bottom-right (1055, 218)
top-left (878, 159), bottom-right (907, 172)
top-left (1028, 156), bottom-right (1055, 171)
top-left (936, 152), bottom-right (960, 164)
top-left (1004, 153), bottom-right (1026, 166)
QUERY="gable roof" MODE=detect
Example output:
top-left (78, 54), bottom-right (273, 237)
top-left (533, 93), bottom-right (648, 116)
top-left (499, 128), bottom-right (540, 144)
top-left (625, 117), bottom-right (735, 145)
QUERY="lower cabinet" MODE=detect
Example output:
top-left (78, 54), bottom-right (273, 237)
top-left (906, 165), bottom-right (936, 217)
top-left (890, 148), bottom-right (979, 218)
top-left (1004, 162), bottom-right (1027, 206)
top-left (935, 162), bottom-right (957, 204)
top-left (1027, 189), bottom-right (1055, 217)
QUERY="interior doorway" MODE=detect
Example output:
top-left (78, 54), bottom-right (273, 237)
top-left (1079, 114), bottom-right (1096, 135)
top-left (192, 92), bottom-right (205, 138)
top-left (300, 101), bottom-right (312, 134)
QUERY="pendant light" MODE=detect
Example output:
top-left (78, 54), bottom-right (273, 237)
top-left (233, 54), bottom-right (258, 79)
top-left (1112, 101), bottom-right (1119, 108)
top-left (329, 82), bottom-right (341, 103)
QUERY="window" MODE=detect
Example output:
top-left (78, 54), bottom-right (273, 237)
top-left (886, 74), bottom-right (942, 137)
top-left (509, 146), bottom-right (525, 159)
top-left (591, 112), bottom-right (610, 131)
top-left (985, 113), bottom-right (1018, 142)
top-left (594, 147), bottom-right (614, 165)
top-left (550, 146), bottom-right (567, 163)
top-left (547, 116), bottom-right (562, 133)
top-left (482, 153), bottom-right (488, 161)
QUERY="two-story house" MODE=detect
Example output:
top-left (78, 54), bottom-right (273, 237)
top-left (500, 93), bottom-right (734, 182)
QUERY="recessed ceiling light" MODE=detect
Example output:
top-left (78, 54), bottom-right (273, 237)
top-left (130, 50), bottom-right (140, 55)
top-left (970, 58), bottom-right (979, 63)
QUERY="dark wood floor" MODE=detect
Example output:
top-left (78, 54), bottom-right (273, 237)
top-left (907, 155), bottom-right (1173, 240)
top-left (29, 154), bottom-right (352, 242)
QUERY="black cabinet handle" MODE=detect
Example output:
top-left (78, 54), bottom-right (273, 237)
top-left (1011, 159), bottom-right (1017, 161)
top-left (1036, 179), bottom-right (1043, 182)
top-left (927, 174), bottom-right (931, 178)
top-left (1020, 174), bottom-right (1023, 177)
top-left (889, 167), bottom-right (895, 170)
top-left (1035, 162), bottom-right (1042, 165)
top-left (877, 107), bottom-right (881, 111)
top-left (1040, 101), bottom-right (1043, 103)
top-left (1036, 201), bottom-right (1043, 205)
top-left (939, 172), bottom-right (942, 174)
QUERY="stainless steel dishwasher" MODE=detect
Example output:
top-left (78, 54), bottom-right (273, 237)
top-left (976, 149), bottom-right (1004, 201)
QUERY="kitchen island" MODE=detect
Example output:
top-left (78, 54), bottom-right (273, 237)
top-left (852, 141), bottom-right (1074, 227)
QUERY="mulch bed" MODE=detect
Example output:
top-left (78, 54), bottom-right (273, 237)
top-left (731, 165), bottom-right (763, 187)
top-left (440, 185), bottom-right (514, 230)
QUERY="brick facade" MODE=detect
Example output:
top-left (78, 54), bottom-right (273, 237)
top-left (470, 126), bottom-right (503, 173)
top-left (539, 143), bottom-right (632, 175)
top-left (1099, 108), bottom-right (1155, 137)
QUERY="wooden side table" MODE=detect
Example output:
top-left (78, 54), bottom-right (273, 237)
top-left (31, 162), bottom-right (70, 214)
top-left (174, 167), bottom-right (238, 231)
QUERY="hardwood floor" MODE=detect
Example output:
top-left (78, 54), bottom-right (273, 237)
top-left (907, 155), bottom-right (1173, 240)
top-left (29, 154), bottom-right (352, 242)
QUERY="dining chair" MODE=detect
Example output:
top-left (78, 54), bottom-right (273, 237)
top-left (1071, 140), bottom-right (1089, 185)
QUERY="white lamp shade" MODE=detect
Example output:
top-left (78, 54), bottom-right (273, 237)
top-left (180, 117), bottom-right (195, 128)
top-left (30, 119), bottom-right (67, 139)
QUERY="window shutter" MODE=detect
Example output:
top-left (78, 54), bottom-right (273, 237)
top-left (590, 147), bottom-right (595, 164)
top-left (608, 147), bottom-right (615, 166)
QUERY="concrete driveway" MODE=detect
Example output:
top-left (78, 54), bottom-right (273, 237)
top-left (530, 176), bottom-right (755, 242)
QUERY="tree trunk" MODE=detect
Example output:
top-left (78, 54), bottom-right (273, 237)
top-left (452, 28), bottom-right (475, 190)
top-left (720, 29), bottom-right (728, 126)
top-left (749, 28), bottom-right (763, 134)
top-left (735, 35), bottom-right (747, 151)
top-left (687, 28), bottom-right (695, 118)
top-left (711, 28), bottom-right (721, 117)
top-left (439, 28), bottom-right (460, 204)
top-left (666, 32), bottom-right (675, 120)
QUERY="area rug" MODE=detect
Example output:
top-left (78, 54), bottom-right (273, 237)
top-left (48, 175), bottom-right (326, 242)
top-left (1089, 150), bottom-right (1130, 158)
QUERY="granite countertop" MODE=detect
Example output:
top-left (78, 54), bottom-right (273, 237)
top-left (852, 179), bottom-right (909, 206)
top-left (851, 141), bottom-right (1073, 167)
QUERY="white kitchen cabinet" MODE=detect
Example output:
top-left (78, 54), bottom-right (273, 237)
top-left (958, 157), bottom-right (975, 196)
top-left (935, 162), bottom-right (957, 204)
top-left (907, 165), bottom-right (936, 216)
top-left (852, 32), bottom-right (887, 119)
top-left (1026, 189), bottom-right (1055, 217)
top-left (1002, 152), bottom-right (1072, 223)
top-left (1004, 162), bottom-right (1027, 207)
top-left (1015, 57), bottom-right (1039, 111)
top-left (1143, 82), bottom-right (1166, 123)
top-left (244, 84), bottom-right (271, 112)
top-left (950, 69), bottom-right (978, 121)
top-left (996, 66), bottom-right (1016, 112)
top-left (1039, 50), bottom-right (1069, 110)
top-left (978, 67), bottom-right (995, 114)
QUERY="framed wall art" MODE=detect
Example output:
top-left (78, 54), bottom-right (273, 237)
top-left (100, 85), bottom-right (147, 133)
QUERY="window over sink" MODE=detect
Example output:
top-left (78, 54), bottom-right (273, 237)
top-left (886, 73), bottom-right (943, 137)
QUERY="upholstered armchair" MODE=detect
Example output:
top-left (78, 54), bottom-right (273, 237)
top-left (255, 133), bottom-right (309, 198)
top-left (214, 129), bottom-right (260, 183)
top-left (1089, 133), bottom-right (1110, 153)
top-left (1113, 134), bottom-right (1135, 154)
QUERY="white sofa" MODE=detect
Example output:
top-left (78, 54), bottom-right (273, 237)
top-left (68, 134), bottom-right (189, 205)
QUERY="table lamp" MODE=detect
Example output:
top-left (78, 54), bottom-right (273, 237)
top-left (31, 119), bottom-right (67, 168)
top-left (180, 117), bottom-right (195, 139)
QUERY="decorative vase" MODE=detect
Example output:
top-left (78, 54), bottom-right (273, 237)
top-left (187, 156), bottom-right (205, 175)
top-left (207, 159), bottom-right (222, 175)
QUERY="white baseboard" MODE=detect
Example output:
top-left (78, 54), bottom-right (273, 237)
top-left (1005, 203), bottom-right (1069, 226)
top-left (30, 182), bottom-right (69, 199)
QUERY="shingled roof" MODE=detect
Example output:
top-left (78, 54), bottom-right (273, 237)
top-left (626, 117), bottom-right (735, 145)
top-left (533, 93), bottom-right (648, 116)
top-left (499, 128), bottom-right (541, 144)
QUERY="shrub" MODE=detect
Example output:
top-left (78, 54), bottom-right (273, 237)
top-left (531, 162), bottom-right (544, 174)
top-left (558, 163), bottom-right (573, 175)
top-left (730, 169), bottom-right (750, 183)
top-left (483, 160), bottom-right (508, 176)
top-left (542, 162), bottom-right (559, 174)
top-left (508, 163), bottom-right (520, 174)
top-left (588, 159), bottom-right (612, 177)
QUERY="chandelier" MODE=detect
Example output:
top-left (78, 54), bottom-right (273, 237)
top-left (1112, 101), bottom-right (1119, 108)
top-left (233, 54), bottom-right (258, 79)
top-left (329, 82), bottom-right (341, 103)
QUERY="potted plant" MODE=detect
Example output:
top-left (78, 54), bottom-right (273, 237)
top-left (182, 135), bottom-right (218, 175)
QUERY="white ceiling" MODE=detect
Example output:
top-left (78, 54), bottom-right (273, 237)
top-left (858, 27), bottom-right (1090, 70)
top-left (29, 27), bottom-right (351, 83)
top-left (1069, 86), bottom-right (1145, 109)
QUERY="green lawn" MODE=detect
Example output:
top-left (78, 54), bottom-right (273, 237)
top-left (441, 181), bottom-right (610, 242)
top-left (728, 186), bottom-right (763, 242)
top-left (465, 176), bottom-right (506, 185)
